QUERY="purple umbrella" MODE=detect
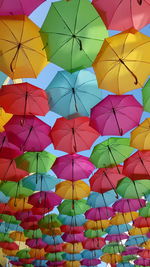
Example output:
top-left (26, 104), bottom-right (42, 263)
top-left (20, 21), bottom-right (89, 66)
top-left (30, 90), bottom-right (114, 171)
top-left (122, 246), bottom-right (143, 256)
top-left (85, 207), bottom-right (115, 220)
top-left (90, 95), bottom-right (143, 136)
top-left (80, 259), bottom-right (101, 266)
top-left (134, 257), bottom-right (150, 266)
top-left (26, 238), bottom-right (47, 249)
top-left (5, 115), bottom-right (51, 152)
top-left (52, 154), bottom-right (95, 181)
top-left (47, 261), bottom-right (65, 266)
top-left (28, 191), bottom-right (62, 208)
top-left (105, 234), bottom-right (129, 242)
top-left (112, 198), bottom-right (146, 212)
top-left (0, 0), bottom-right (45, 16)
top-left (62, 233), bottom-right (86, 243)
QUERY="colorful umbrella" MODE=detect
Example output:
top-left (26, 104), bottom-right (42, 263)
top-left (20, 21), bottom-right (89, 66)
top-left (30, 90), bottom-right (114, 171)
top-left (62, 232), bottom-right (86, 243)
top-left (131, 118), bottom-right (150, 150)
top-left (26, 238), bottom-right (47, 249)
top-left (51, 117), bottom-right (99, 154)
top-left (110, 212), bottom-right (139, 225)
top-left (101, 253), bottom-right (122, 264)
top-left (139, 203), bottom-right (150, 217)
top-left (0, 15), bottom-right (47, 79)
top-left (125, 235), bottom-right (148, 246)
top-left (134, 216), bottom-right (150, 228)
top-left (38, 214), bottom-right (62, 228)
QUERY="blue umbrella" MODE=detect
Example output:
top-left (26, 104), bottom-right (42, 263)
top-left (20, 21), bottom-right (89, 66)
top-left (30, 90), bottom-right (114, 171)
top-left (82, 249), bottom-right (103, 259)
top-left (63, 253), bottom-right (82, 261)
top-left (0, 222), bottom-right (23, 233)
top-left (0, 191), bottom-right (10, 203)
top-left (22, 173), bottom-right (59, 191)
top-left (6, 256), bottom-right (19, 261)
top-left (106, 224), bottom-right (132, 235)
top-left (46, 70), bottom-right (102, 118)
top-left (33, 260), bottom-right (48, 266)
top-left (117, 264), bottom-right (134, 267)
top-left (125, 235), bottom-right (148, 246)
top-left (58, 214), bottom-right (86, 226)
top-left (87, 190), bottom-right (117, 208)
top-left (0, 72), bottom-right (7, 87)
top-left (42, 235), bottom-right (63, 245)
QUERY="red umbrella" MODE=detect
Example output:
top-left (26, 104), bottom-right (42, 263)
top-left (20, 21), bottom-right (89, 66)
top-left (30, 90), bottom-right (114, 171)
top-left (0, 158), bottom-right (28, 182)
top-left (90, 165), bottom-right (124, 194)
top-left (51, 117), bottom-right (99, 154)
top-left (31, 206), bottom-right (53, 215)
top-left (45, 244), bottom-right (63, 253)
top-left (5, 115), bottom-right (51, 152)
top-left (133, 217), bottom-right (150, 228)
top-left (0, 82), bottom-right (49, 116)
top-left (0, 132), bottom-right (23, 159)
top-left (138, 249), bottom-right (150, 259)
top-left (85, 207), bottom-right (115, 220)
top-left (20, 258), bottom-right (35, 264)
top-left (28, 191), bottom-right (62, 208)
top-left (123, 150), bottom-right (150, 180)
top-left (0, 242), bottom-right (19, 250)
top-left (61, 225), bottom-right (84, 234)
top-left (82, 237), bottom-right (105, 250)
top-left (20, 221), bottom-right (39, 230)
top-left (0, 203), bottom-right (15, 215)
top-left (113, 199), bottom-right (146, 212)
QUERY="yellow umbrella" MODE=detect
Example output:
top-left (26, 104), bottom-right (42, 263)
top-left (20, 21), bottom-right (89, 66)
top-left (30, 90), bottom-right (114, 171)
top-left (0, 107), bottom-right (12, 132)
top-left (130, 118), bottom-right (150, 150)
top-left (110, 212), bottom-right (139, 225)
top-left (129, 227), bottom-right (150, 236)
top-left (64, 261), bottom-right (80, 267)
top-left (93, 28), bottom-right (150, 94)
top-left (63, 243), bottom-right (83, 254)
top-left (55, 181), bottom-right (90, 200)
top-left (2, 249), bottom-right (18, 256)
top-left (9, 232), bottom-right (27, 242)
top-left (101, 253), bottom-right (122, 264)
top-left (0, 15), bottom-right (47, 79)
top-left (84, 220), bottom-right (110, 230)
top-left (140, 239), bottom-right (150, 249)
top-left (8, 197), bottom-right (32, 212)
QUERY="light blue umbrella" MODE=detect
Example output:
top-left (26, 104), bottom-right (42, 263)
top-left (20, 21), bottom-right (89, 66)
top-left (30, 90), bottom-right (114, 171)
top-left (87, 190), bottom-right (117, 208)
top-left (58, 214), bottom-right (86, 226)
top-left (0, 71), bottom-right (7, 87)
top-left (117, 263), bottom-right (134, 267)
top-left (63, 253), bottom-right (82, 261)
top-left (22, 173), bottom-right (59, 191)
top-left (0, 222), bottom-right (23, 233)
top-left (6, 256), bottom-right (19, 261)
top-left (33, 260), bottom-right (48, 266)
top-left (46, 70), bottom-right (102, 118)
top-left (42, 235), bottom-right (63, 245)
top-left (106, 224), bottom-right (132, 235)
top-left (82, 249), bottom-right (103, 259)
top-left (125, 235), bottom-right (148, 246)
top-left (0, 191), bottom-right (10, 203)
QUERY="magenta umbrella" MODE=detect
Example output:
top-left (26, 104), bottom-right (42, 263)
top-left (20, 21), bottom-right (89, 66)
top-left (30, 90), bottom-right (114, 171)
top-left (134, 257), bottom-right (150, 266)
top-left (85, 207), bottom-right (115, 220)
top-left (105, 234), bottom-right (129, 242)
top-left (15, 210), bottom-right (33, 220)
top-left (112, 198), bottom-right (146, 212)
top-left (122, 247), bottom-right (143, 256)
top-left (0, 0), bottom-right (45, 15)
top-left (90, 95), bottom-right (143, 136)
top-left (0, 132), bottom-right (22, 159)
top-left (22, 215), bottom-right (43, 223)
top-left (81, 259), bottom-right (101, 266)
top-left (26, 238), bottom-right (47, 249)
top-left (47, 261), bottom-right (65, 266)
top-left (4, 115), bottom-right (51, 152)
top-left (28, 191), bottom-right (62, 208)
top-left (62, 232), bottom-right (86, 243)
top-left (92, 0), bottom-right (150, 31)
top-left (52, 154), bottom-right (95, 181)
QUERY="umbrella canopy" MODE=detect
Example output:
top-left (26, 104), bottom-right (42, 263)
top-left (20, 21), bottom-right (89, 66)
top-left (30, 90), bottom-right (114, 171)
top-left (58, 199), bottom-right (90, 216)
top-left (8, 197), bottom-right (33, 212)
top-left (26, 238), bottom-right (47, 249)
top-left (87, 190), bottom-right (117, 208)
top-left (102, 243), bottom-right (125, 254)
top-left (61, 225), bottom-right (84, 234)
top-left (92, 0), bottom-right (150, 31)
top-left (93, 29), bottom-right (150, 94)
top-left (134, 216), bottom-right (150, 228)
top-left (122, 246), bottom-right (143, 256)
top-left (42, 235), bottom-right (63, 245)
top-left (0, 107), bottom-right (12, 132)
top-left (105, 234), bottom-right (128, 242)
top-left (40, 0), bottom-right (108, 72)
top-left (90, 137), bottom-right (134, 168)
top-left (52, 154), bottom-right (95, 181)
top-left (90, 95), bottom-right (143, 136)
top-left (106, 224), bottom-right (132, 235)
top-left (38, 214), bottom-right (62, 229)
top-left (84, 229), bottom-right (106, 238)
top-left (84, 219), bottom-right (110, 230)
top-left (5, 115), bottom-right (51, 152)
top-left (63, 243), bottom-right (83, 254)
top-left (46, 70), bottom-right (102, 118)
top-left (101, 253), bottom-right (122, 264)
top-left (58, 214), bottom-right (86, 226)
top-left (15, 151), bottom-right (56, 173)
top-left (24, 229), bottom-right (42, 239)
top-left (0, 15), bottom-right (47, 79)
top-left (125, 235), bottom-right (148, 246)
top-left (81, 249), bottom-right (103, 259)
top-left (0, 181), bottom-right (33, 198)
top-left (55, 180), bottom-right (90, 200)
top-left (113, 199), bottom-right (146, 213)
top-left (110, 212), bottom-right (139, 225)
top-left (51, 117), bottom-right (99, 154)
top-left (142, 78), bottom-right (150, 112)
top-left (85, 207), bottom-right (115, 220)
top-left (131, 118), bottom-right (150, 150)
top-left (139, 203), bottom-right (150, 217)
top-left (80, 259), bottom-right (101, 266)
top-left (28, 191), bottom-right (62, 208)
top-left (0, 132), bottom-right (23, 159)
top-left (0, 83), bottom-right (49, 116)
top-left (62, 232), bottom-right (86, 243)
top-left (0, 0), bottom-right (46, 15)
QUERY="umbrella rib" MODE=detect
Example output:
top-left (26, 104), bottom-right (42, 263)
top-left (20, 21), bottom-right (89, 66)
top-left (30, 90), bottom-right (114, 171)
top-left (19, 47), bottom-right (37, 77)
top-left (21, 36), bottom-right (40, 45)
top-left (22, 44), bottom-right (46, 58)
top-left (0, 38), bottom-right (17, 45)
top-left (108, 0), bottom-right (124, 26)
top-left (97, 62), bottom-right (120, 85)
top-left (123, 41), bottom-right (150, 60)
top-left (75, 16), bottom-right (100, 35)
top-left (59, 72), bottom-right (73, 88)
top-left (124, 59), bottom-right (150, 64)
top-left (52, 4), bottom-right (73, 35)
top-left (75, 79), bottom-right (96, 89)
top-left (1, 20), bottom-right (19, 43)
top-left (50, 37), bottom-right (72, 59)
top-left (0, 46), bottom-right (18, 57)
top-left (73, 0), bottom-right (81, 34)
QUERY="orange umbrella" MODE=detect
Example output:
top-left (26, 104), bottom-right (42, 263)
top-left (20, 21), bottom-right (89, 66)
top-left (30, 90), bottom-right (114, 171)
top-left (63, 243), bottom-right (83, 254)
top-left (8, 197), bottom-right (32, 212)
top-left (101, 253), bottom-right (122, 264)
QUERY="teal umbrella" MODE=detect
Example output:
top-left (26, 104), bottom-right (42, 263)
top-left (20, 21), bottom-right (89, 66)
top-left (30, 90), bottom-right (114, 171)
top-left (46, 70), bottom-right (102, 118)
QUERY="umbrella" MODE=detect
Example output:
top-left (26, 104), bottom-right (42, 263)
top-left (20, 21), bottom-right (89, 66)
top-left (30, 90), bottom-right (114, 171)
top-left (129, 227), bottom-right (149, 235)
top-left (131, 118), bottom-right (150, 150)
top-left (55, 180), bottom-right (90, 200)
top-left (84, 229), bottom-right (106, 238)
top-left (24, 229), bottom-right (42, 240)
top-left (116, 177), bottom-right (150, 199)
top-left (38, 214), bottom-right (61, 229)
top-left (113, 199), bottom-right (146, 213)
top-left (139, 203), bottom-right (150, 217)
top-left (134, 257), bottom-right (150, 266)
top-left (0, 0), bottom-right (45, 15)
top-left (42, 235), bottom-right (63, 245)
top-left (90, 137), bottom-right (134, 168)
top-left (5, 115), bottom-right (52, 152)
top-left (80, 259), bottom-right (101, 266)
top-left (40, 0), bottom-right (108, 72)
top-left (0, 192), bottom-right (10, 203)
top-left (0, 214), bottom-right (20, 225)
top-left (102, 243), bottom-right (125, 254)
top-left (81, 249), bottom-right (103, 260)
top-left (142, 239), bottom-right (150, 249)
top-left (0, 15), bottom-right (47, 79)
top-left (92, 0), bottom-right (150, 31)
top-left (106, 224), bottom-right (132, 235)
top-left (45, 244), bottom-right (63, 253)
top-left (93, 29), bottom-right (150, 94)
top-left (26, 238), bottom-right (47, 249)
top-left (15, 151), bottom-right (56, 173)
top-left (138, 249), bottom-right (150, 259)
top-left (61, 225), bottom-right (84, 234)
top-left (16, 249), bottom-right (30, 259)
top-left (0, 82), bottom-right (49, 116)
top-left (122, 246), bottom-right (143, 256)
top-left (125, 235), bottom-right (148, 246)
top-left (105, 234), bottom-right (128, 242)
top-left (46, 70), bottom-right (102, 118)
top-left (58, 214), bottom-right (86, 226)
top-left (51, 117), bottom-right (99, 154)
top-left (62, 232), bottom-right (86, 243)
top-left (0, 107), bottom-right (12, 132)
top-left (52, 154), bottom-right (95, 181)
top-left (123, 150), bottom-right (150, 180)
top-left (0, 242), bottom-right (19, 250)
top-left (22, 173), bottom-right (59, 191)
top-left (29, 248), bottom-right (45, 259)
top-left (63, 253), bottom-right (81, 261)
top-left (80, 237), bottom-right (105, 250)
top-left (0, 132), bottom-right (23, 159)
top-left (117, 264), bottom-right (134, 267)
top-left (0, 181), bottom-right (33, 198)
top-left (142, 78), bottom-right (150, 112)
top-left (46, 252), bottom-right (64, 262)
top-left (28, 191), bottom-right (62, 208)
top-left (87, 190), bottom-right (117, 208)
top-left (0, 203), bottom-right (15, 215)
top-left (90, 95), bottom-right (143, 136)
top-left (101, 253), bottom-right (122, 264)
top-left (85, 207), bottom-right (115, 220)
top-left (110, 212), bottom-right (139, 225)
top-left (63, 243), bottom-right (83, 254)
top-left (8, 197), bottom-right (33, 212)
top-left (9, 232), bottom-right (27, 242)
top-left (84, 219), bottom-right (110, 230)
top-left (58, 199), bottom-right (90, 216)
top-left (134, 217), bottom-right (150, 228)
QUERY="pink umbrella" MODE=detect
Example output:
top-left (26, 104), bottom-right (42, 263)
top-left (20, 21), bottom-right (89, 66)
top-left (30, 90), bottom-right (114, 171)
top-left (112, 198), bottom-right (146, 212)
top-left (90, 95), bottom-right (143, 136)
top-left (15, 210), bottom-right (33, 220)
top-left (28, 191), bottom-right (62, 208)
top-left (0, 0), bottom-right (46, 16)
top-left (123, 150), bottom-right (150, 180)
top-left (122, 246), bottom-right (143, 256)
top-left (134, 257), bottom-right (150, 266)
top-left (62, 232), bottom-right (86, 243)
top-left (105, 234), bottom-right (129, 242)
top-left (82, 237), bottom-right (105, 250)
top-left (85, 207), bottom-right (115, 220)
top-left (4, 115), bottom-right (51, 152)
top-left (47, 261), bottom-right (65, 266)
top-left (10, 261), bottom-right (22, 266)
top-left (0, 132), bottom-right (23, 159)
top-left (26, 238), bottom-right (47, 249)
top-left (52, 154), bottom-right (95, 181)
top-left (81, 259), bottom-right (101, 266)
top-left (92, 0), bottom-right (150, 31)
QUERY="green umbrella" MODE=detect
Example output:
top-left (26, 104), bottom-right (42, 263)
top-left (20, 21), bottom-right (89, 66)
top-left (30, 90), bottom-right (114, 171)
top-left (116, 177), bottom-right (150, 199)
top-left (142, 79), bottom-right (150, 112)
top-left (40, 0), bottom-right (108, 72)
top-left (24, 265), bottom-right (34, 267)
top-left (84, 229), bottom-right (106, 238)
top-left (16, 249), bottom-right (31, 259)
top-left (15, 151), bottom-right (56, 173)
top-left (38, 214), bottom-right (62, 228)
top-left (0, 233), bottom-right (13, 243)
top-left (45, 252), bottom-right (64, 261)
top-left (0, 181), bottom-right (33, 198)
top-left (0, 214), bottom-right (20, 225)
top-left (90, 137), bottom-right (134, 168)
top-left (58, 199), bottom-right (90, 216)
top-left (24, 229), bottom-right (42, 239)
top-left (122, 255), bottom-right (137, 262)
top-left (139, 202), bottom-right (150, 217)
top-left (102, 242), bottom-right (125, 254)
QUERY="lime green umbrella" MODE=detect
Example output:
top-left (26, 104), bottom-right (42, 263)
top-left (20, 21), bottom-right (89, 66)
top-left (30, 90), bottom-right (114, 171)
top-left (84, 229), bottom-right (106, 238)
top-left (16, 249), bottom-right (31, 259)
top-left (0, 181), bottom-right (33, 198)
top-left (24, 229), bottom-right (42, 239)
top-left (0, 233), bottom-right (13, 243)
top-left (139, 203), bottom-right (150, 217)
top-left (142, 79), bottom-right (150, 112)
top-left (40, 0), bottom-right (108, 72)
top-left (15, 151), bottom-right (56, 173)
top-left (58, 199), bottom-right (90, 216)
top-left (0, 214), bottom-right (20, 225)
top-left (122, 255), bottom-right (137, 262)
top-left (116, 177), bottom-right (150, 199)
top-left (90, 137), bottom-right (134, 168)
top-left (45, 252), bottom-right (64, 261)
top-left (38, 214), bottom-right (62, 228)
top-left (102, 242), bottom-right (125, 254)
